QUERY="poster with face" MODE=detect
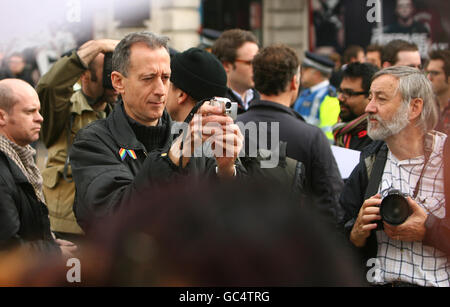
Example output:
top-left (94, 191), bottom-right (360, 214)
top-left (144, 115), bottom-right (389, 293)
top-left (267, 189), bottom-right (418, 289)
top-left (310, 0), bottom-right (450, 57)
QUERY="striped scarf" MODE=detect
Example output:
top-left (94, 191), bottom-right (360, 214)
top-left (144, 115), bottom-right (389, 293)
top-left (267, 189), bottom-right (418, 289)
top-left (0, 135), bottom-right (45, 204)
top-left (333, 113), bottom-right (369, 148)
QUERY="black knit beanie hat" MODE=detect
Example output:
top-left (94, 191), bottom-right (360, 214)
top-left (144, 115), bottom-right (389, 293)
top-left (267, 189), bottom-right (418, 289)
top-left (170, 47), bottom-right (228, 101)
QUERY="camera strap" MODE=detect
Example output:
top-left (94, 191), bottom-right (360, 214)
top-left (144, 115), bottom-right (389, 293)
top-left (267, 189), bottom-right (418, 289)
top-left (364, 143), bottom-right (388, 199)
top-left (183, 98), bottom-right (211, 126)
top-left (177, 98), bottom-right (212, 171)
top-left (412, 133), bottom-right (433, 199)
top-left (365, 134), bottom-right (433, 200)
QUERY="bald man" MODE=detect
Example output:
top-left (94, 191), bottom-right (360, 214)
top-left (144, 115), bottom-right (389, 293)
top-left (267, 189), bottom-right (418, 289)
top-left (0, 79), bottom-right (76, 257)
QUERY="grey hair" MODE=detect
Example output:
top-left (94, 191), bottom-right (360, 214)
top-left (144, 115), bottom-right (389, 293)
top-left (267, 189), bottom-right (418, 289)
top-left (372, 66), bottom-right (439, 132)
top-left (112, 31), bottom-right (170, 77)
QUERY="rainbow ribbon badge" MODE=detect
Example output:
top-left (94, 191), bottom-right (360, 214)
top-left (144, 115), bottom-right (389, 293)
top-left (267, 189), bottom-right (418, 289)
top-left (119, 148), bottom-right (137, 161)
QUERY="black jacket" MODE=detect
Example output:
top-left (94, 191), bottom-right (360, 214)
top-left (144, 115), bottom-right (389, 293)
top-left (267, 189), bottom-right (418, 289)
top-left (225, 87), bottom-right (260, 115)
top-left (70, 102), bottom-right (220, 231)
top-left (340, 139), bottom-right (450, 263)
top-left (236, 99), bottom-right (344, 221)
top-left (0, 152), bottom-right (59, 253)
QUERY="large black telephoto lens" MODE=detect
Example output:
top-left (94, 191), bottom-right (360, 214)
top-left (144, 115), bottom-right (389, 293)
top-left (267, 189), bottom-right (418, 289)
top-left (380, 189), bottom-right (411, 226)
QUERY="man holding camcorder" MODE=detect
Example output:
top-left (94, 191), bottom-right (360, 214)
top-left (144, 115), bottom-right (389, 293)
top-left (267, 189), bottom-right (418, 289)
top-left (37, 39), bottom-right (119, 241)
top-left (69, 32), bottom-right (244, 233)
top-left (340, 66), bottom-right (449, 287)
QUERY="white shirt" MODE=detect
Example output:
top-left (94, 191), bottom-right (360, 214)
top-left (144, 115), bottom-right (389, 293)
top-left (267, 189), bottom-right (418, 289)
top-left (372, 131), bottom-right (449, 287)
top-left (232, 88), bottom-right (254, 110)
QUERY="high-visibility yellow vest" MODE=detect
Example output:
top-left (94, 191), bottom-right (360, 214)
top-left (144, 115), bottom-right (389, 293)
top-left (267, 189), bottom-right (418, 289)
top-left (319, 95), bottom-right (340, 142)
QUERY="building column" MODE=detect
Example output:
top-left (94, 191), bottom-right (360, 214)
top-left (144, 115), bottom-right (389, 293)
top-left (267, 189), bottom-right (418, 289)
top-left (263, 0), bottom-right (309, 57)
top-left (92, 0), bottom-right (200, 52)
top-left (160, 0), bottom-right (201, 52)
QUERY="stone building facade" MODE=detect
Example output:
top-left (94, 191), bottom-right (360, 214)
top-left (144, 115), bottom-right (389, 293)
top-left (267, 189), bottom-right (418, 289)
top-left (91, 0), bottom-right (309, 57)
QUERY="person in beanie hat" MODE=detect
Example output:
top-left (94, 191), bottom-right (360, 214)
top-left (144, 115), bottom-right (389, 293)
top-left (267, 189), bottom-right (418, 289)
top-left (293, 51), bottom-right (340, 142)
top-left (69, 33), bottom-right (244, 231)
top-left (167, 47), bottom-right (228, 122)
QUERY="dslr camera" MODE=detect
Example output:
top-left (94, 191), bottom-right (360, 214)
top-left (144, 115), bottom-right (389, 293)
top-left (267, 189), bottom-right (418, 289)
top-left (377, 188), bottom-right (411, 229)
top-left (208, 97), bottom-right (238, 121)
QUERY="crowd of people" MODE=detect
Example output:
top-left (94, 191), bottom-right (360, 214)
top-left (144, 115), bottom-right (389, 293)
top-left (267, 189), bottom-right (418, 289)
top-left (0, 27), bottom-right (449, 287)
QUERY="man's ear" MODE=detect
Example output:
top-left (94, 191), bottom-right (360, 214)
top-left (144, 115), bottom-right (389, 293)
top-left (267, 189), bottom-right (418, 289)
top-left (409, 98), bottom-right (423, 121)
top-left (0, 109), bottom-right (8, 127)
top-left (80, 70), bottom-right (90, 83)
top-left (222, 61), bottom-right (234, 74)
top-left (111, 71), bottom-right (125, 94)
top-left (291, 72), bottom-right (300, 91)
top-left (178, 91), bottom-right (189, 105)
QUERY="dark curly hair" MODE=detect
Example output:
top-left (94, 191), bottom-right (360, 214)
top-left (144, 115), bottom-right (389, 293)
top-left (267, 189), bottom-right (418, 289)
top-left (342, 62), bottom-right (379, 95)
top-left (252, 44), bottom-right (299, 96)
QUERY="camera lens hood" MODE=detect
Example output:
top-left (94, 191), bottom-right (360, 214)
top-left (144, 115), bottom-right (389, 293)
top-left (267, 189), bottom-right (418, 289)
top-left (380, 190), bottom-right (410, 226)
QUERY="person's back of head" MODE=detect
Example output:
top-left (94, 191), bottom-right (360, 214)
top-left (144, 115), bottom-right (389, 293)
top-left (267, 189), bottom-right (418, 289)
top-left (328, 52), bottom-right (342, 70)
top-left (76, 178), bottom-right (365, 286)
top-left (342, 45), bottom-right (365, 64)
top-left (253, 44), bottom-right (299, 97)
top-left (366, 44), bottom-right (383, 68)
top-left (382, 39), bottom-right (419, 67)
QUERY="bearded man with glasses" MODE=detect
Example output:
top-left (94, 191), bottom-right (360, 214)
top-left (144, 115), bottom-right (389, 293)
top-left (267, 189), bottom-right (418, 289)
top-left (333, 63), bottom-right (379, 151)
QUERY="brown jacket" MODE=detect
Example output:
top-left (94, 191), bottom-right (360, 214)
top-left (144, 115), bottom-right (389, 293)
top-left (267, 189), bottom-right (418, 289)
top-left (36, 52), bottom-right (109, 234)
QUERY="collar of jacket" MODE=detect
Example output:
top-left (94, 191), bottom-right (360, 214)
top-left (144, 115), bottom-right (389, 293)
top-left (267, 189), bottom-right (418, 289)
top-left (246, 99), bottom-right (306, 122)
top-left (70, 91), bottom-right (97, 115)
top-left (106, 100), bottom-right (173, 152)
top-left (226, 87), bottom-right (259, 110)
top-left (0, 151), bottom-right (30, 184)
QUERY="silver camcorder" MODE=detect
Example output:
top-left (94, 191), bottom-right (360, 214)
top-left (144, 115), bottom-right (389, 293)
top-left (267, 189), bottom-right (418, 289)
top-left (208, 97), bottom-right (238, 121)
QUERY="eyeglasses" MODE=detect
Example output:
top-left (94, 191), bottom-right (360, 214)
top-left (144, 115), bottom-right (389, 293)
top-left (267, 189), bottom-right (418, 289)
top-left (235, 59), bottom-right (253, 66)
top-left (425, 70), bottom-right (443, 77)
top-left (337, 88), bottom-right (368, 98)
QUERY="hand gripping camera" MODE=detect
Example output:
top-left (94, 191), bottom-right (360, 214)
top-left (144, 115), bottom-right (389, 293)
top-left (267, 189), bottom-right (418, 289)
top-left (208, 97), bottom-right (238, 121)
top-left (377, 188), bottom-right (411, 229)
